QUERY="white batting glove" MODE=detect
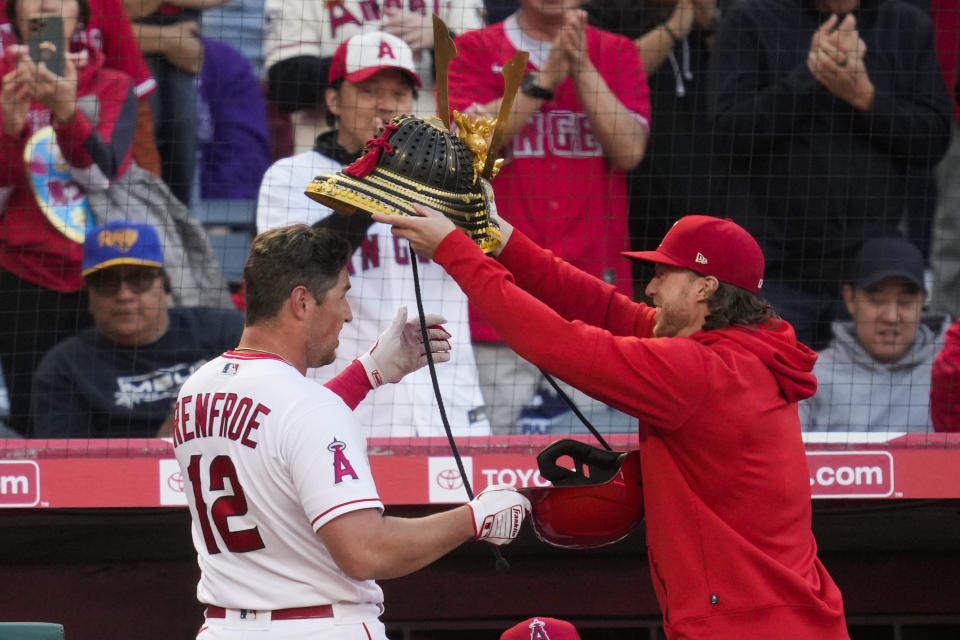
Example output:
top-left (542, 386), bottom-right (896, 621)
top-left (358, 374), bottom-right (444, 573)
top-left (467, 484), bottom-right (531, 545)
top-left (358, 306), bottom-right (451, 388)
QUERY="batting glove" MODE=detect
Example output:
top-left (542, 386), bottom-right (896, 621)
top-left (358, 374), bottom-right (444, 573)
top-left (467, 484), bottom-right (531, 546)
top-left (358, 306), bottom-right (451, 388)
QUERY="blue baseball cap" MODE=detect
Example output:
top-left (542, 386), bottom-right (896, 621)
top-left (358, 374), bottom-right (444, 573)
top-left (82, 221), bottom-right (164, 277)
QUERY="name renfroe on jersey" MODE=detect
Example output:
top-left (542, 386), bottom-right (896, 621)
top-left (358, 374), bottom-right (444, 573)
top-left (171, 391), bottom-right (269, 449)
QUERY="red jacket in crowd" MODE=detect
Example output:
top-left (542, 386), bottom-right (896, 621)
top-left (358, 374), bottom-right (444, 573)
top-left (0, 44), bottom-right (137, 292)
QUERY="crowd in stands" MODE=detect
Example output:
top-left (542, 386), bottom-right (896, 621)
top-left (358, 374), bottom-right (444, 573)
top-left (0, 0), bottom-right (958, 438)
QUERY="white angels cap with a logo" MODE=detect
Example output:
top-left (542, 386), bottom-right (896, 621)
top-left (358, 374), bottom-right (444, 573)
top-left (329, 31), bottom-right (421, 87)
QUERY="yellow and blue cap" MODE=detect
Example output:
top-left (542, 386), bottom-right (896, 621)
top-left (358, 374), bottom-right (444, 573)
top-left (82, 221), bottom-right (164, 277)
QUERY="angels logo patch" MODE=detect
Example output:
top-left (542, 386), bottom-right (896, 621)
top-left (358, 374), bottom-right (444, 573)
top-left (329, 438), bottom-right (359, 483)
top-left (528, 619), bottom-right (550, 640)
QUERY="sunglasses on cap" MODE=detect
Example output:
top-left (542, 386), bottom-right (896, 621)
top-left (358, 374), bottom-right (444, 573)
top-left (85, 268), bottom-right (162, 295)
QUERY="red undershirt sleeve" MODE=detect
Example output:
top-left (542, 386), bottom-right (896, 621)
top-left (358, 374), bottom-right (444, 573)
top-left (323, 360), bottom-right (371, 411)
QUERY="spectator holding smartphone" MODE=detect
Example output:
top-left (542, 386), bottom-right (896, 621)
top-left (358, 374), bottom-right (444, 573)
top-left (0, 0), bottom-right (162, 175)
top-left (0, 0), bottom-right (137, 435)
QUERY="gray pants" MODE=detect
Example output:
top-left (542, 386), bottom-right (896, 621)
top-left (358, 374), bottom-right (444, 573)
top-left (473, 342), bottom-right (541, 435)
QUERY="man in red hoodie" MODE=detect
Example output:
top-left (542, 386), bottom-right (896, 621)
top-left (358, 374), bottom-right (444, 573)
top-left (377, 207), bottom-right (849, 639)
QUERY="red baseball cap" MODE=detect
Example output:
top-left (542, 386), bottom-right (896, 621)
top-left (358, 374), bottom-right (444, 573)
top-left (501, 618), bottom-right (580, 640)
top-left (623, 215), bottom-right (765, 294)
top-left (328, 31), bottom-right (422, 88)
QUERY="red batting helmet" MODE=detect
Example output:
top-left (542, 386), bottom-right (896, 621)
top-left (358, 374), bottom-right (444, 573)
top-left (519, 439), bottom-right (643, 549)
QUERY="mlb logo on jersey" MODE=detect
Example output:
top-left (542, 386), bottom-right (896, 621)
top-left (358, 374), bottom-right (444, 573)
top-left (222, 362), bottom-right (239, 375)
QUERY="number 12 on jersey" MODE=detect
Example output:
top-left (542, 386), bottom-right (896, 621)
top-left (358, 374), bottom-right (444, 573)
top-left (187, 454), bottom-right (266, 554)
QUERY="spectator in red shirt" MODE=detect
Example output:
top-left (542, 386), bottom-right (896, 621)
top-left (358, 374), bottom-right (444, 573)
top-left (447, 0), bottom-right (650, 433)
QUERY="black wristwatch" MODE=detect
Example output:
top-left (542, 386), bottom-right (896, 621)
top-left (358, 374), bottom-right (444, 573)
top-left (521, 72), bottom-right (554, 101)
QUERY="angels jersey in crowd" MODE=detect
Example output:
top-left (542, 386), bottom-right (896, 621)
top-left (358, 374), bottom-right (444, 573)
top-left (173, 352), bottom-right (385, 611)
top-left (257, 149), bottom-right (491, 438)
top-left (262, 0), bottom-right (484, 115)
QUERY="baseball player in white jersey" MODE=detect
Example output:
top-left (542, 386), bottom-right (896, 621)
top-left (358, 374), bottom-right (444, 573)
top-left (258, 32), bottom-right (491, 437)
top-left (173, 224), bottom-right (529, 639)
top-left (263, 0), bottom-right (484, 118)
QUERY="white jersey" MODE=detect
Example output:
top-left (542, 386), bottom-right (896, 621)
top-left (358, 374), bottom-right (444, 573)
top-left (257, 150), bottom-right (491, 438)
top-left (172, 352), bottom-right (384, 610)
top-left (262, 0), bottom-right (485, 116)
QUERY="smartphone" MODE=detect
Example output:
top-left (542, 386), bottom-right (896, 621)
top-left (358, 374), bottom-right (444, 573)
top-left (26, 14), bottom-right (65, 77)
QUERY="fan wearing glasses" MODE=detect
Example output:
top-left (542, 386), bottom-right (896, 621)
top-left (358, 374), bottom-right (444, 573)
top-left (29, 221), bottom-right (244, 438)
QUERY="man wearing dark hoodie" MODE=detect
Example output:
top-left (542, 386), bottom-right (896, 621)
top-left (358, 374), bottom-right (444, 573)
top-left (708, 0), bottom-right (952, 351)
top-left (377, 208), bottom-right (849, 639)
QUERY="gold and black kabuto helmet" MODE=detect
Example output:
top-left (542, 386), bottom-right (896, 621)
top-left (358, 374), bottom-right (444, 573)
top-left (305, 113), bottom-right (503, 254)
top-left (305, 16), bottom-right (529, 255)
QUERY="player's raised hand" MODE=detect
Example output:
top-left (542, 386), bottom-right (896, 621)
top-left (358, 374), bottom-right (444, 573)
top-left (467, 484), bottom-right (531, 545)
top-left (373, 205), bottom-right (458, 259)
top-left (358, 306), bottom-right (451, 388)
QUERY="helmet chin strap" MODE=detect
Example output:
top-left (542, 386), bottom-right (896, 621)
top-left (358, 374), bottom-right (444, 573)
top-left (409, 252), bottom-right (511, 572)
top-left (406, 15), bottom-right (606, 568)
top-left (537, 369), bottom-right (612, 452)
